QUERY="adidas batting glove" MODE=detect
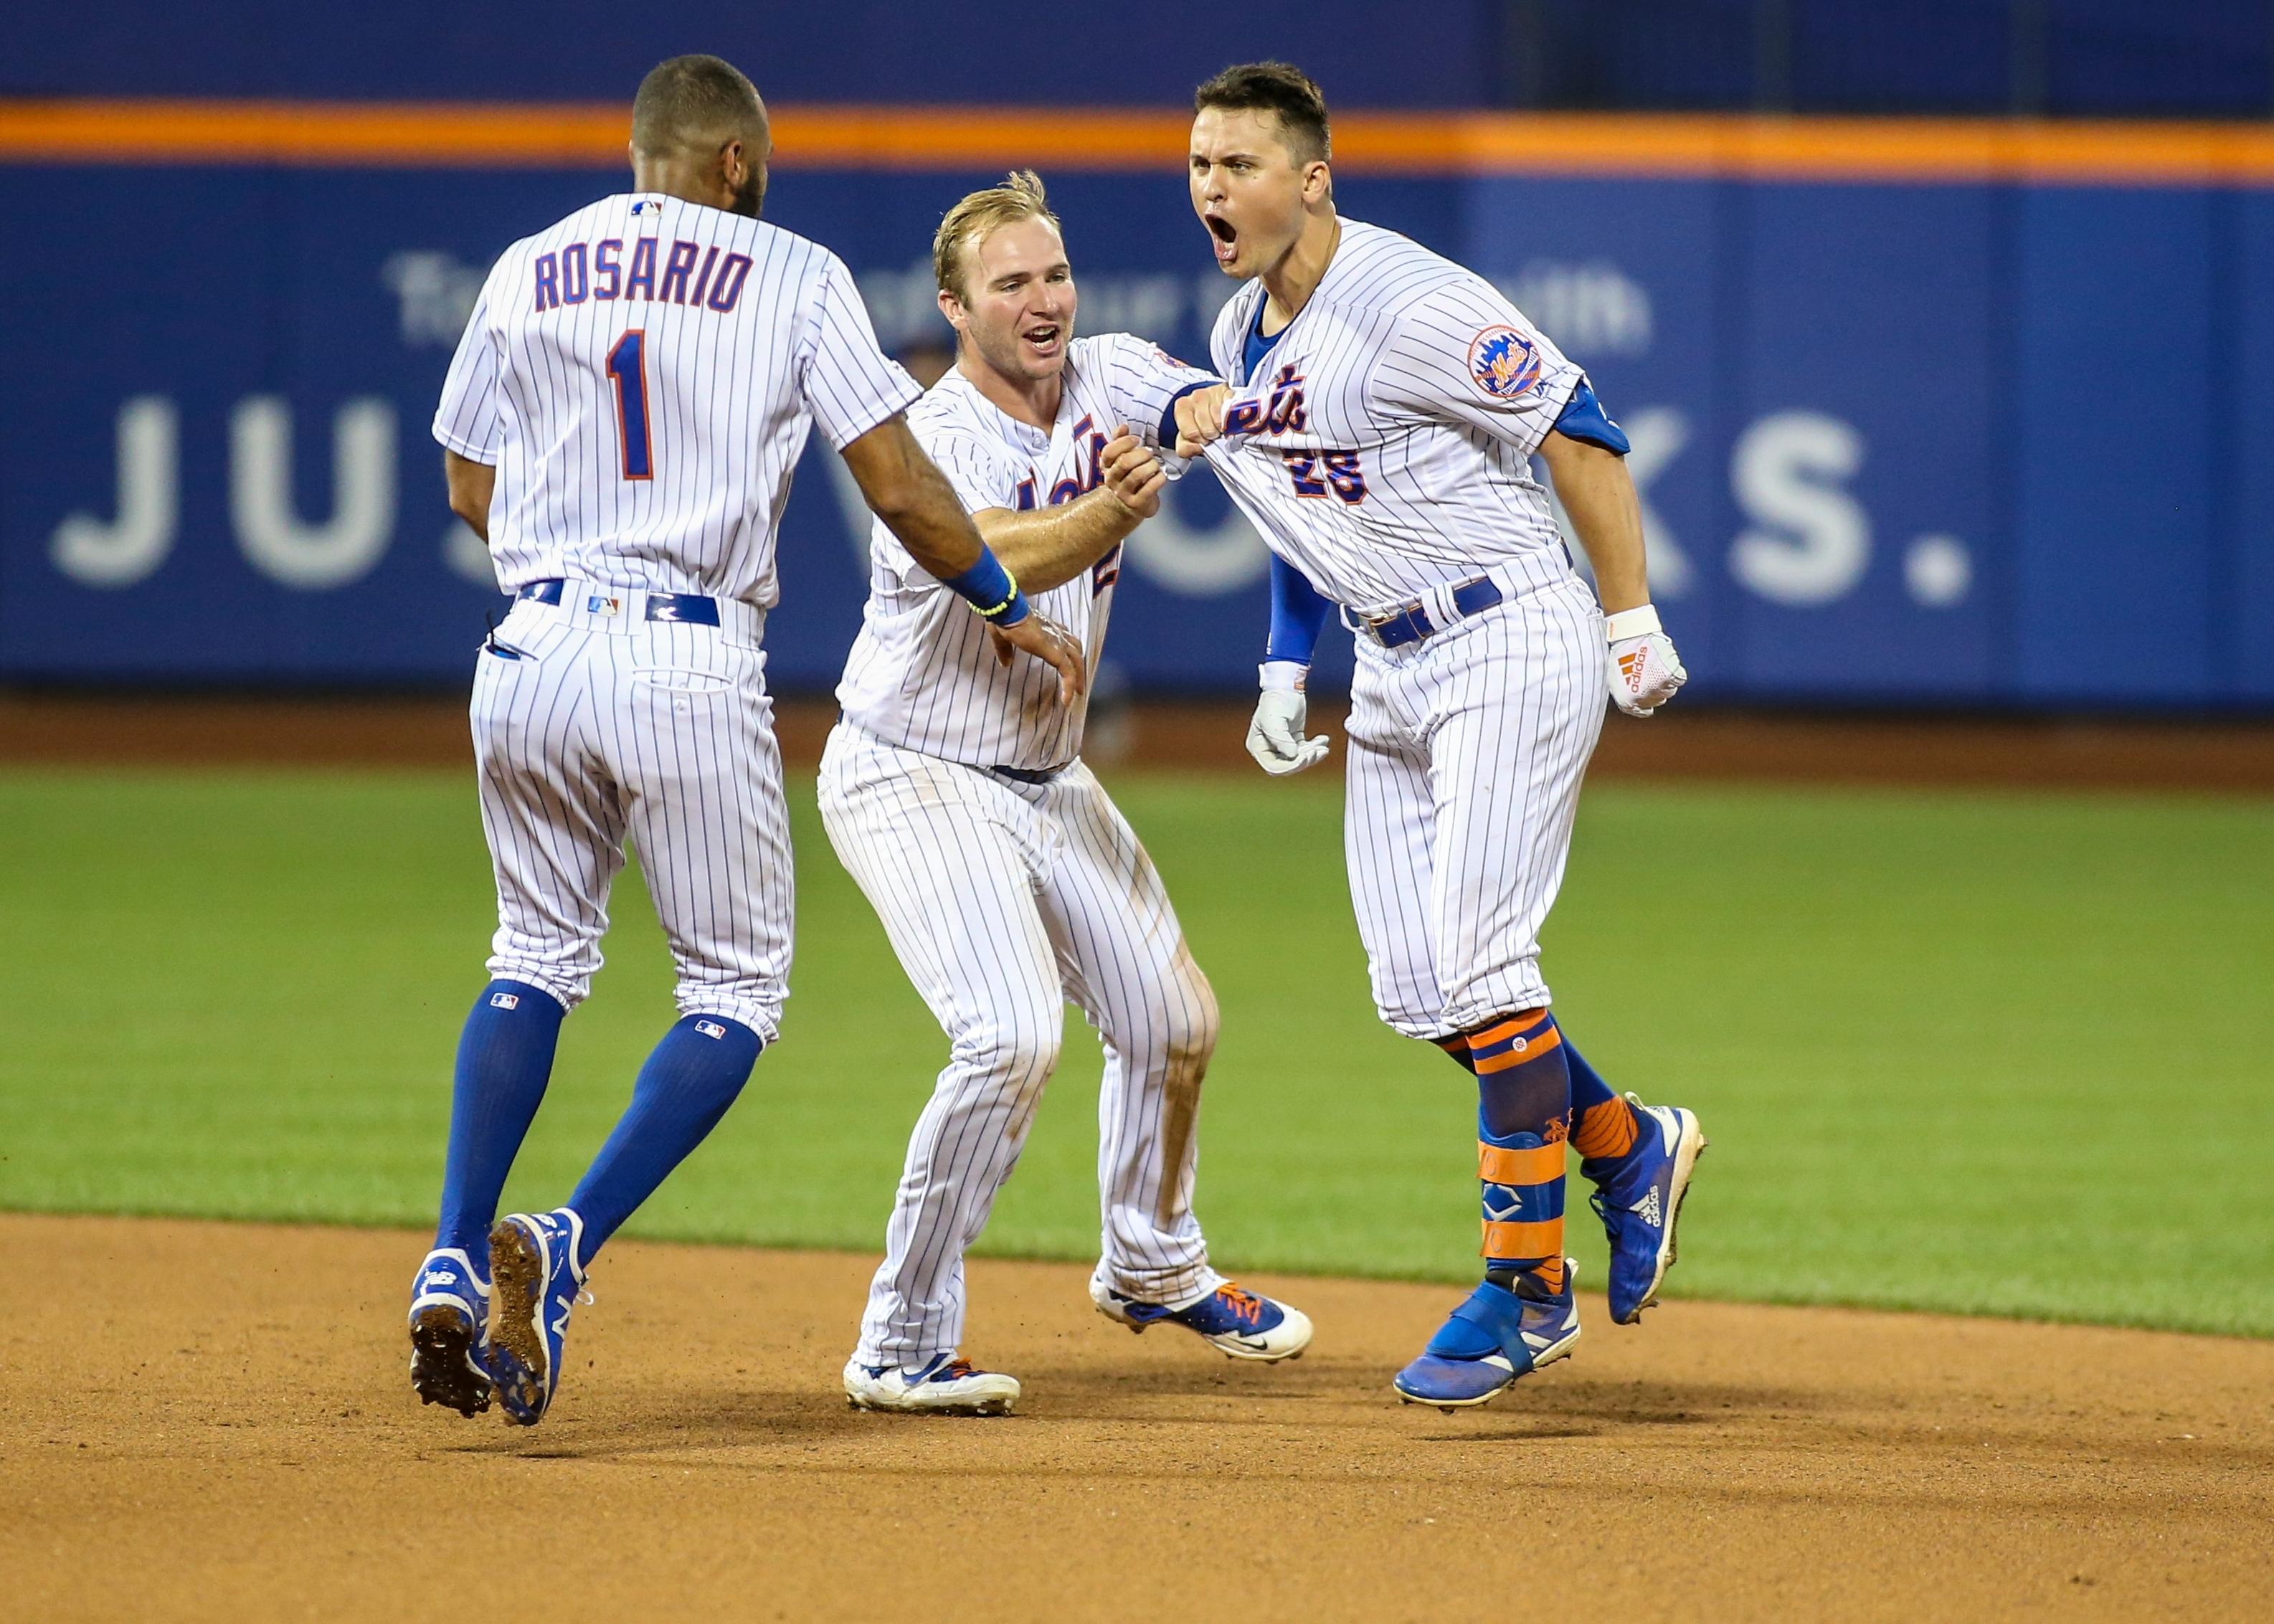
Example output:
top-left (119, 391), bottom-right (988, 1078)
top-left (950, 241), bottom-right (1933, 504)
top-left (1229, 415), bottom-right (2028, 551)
top-left (1605, 604), bottom-right (1687, 719)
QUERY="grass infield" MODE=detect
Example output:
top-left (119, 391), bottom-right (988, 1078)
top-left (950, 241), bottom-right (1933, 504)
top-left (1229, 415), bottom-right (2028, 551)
top-left (2, 765), bottom-right (2268, 1336)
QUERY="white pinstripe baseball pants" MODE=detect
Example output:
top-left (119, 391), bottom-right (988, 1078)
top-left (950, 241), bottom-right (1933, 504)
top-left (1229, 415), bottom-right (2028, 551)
top-left (1344, 574), bottom-right (1606, 1040)
top-left (819, 724), bottom-right (1221, 1368)
top-left (470, 593), bottom-right (793, 1041)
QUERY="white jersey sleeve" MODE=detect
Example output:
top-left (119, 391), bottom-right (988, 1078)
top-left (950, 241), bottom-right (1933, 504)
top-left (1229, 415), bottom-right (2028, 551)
top-left (924, 429), bottom-right (1020, 517)
top-left (432, 274), bottom-right (504, 465)
top-left (1096, 332), bottom-right (1219, 455)
top-left (1371, 277), bottom-right (1583, 460)
top-left (800, 253), bottom-right (924, 451)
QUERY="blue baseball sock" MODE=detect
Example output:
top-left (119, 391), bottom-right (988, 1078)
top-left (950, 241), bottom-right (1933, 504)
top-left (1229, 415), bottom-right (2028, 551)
top-left (566, 1014), bottom-right (762, 1266)
top-left (435, 980), bottom-right (567, 1267)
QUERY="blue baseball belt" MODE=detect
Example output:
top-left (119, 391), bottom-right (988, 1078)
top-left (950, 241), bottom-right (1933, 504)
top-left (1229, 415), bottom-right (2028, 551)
top-left (517, 578), bottom-right (721, 627)
top-left (1350, 574), bottom-right (1505, 650)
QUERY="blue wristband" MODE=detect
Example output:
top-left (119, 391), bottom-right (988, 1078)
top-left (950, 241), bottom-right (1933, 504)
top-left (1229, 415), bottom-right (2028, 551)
top-left (942, 549), bottom-right (1028, 625)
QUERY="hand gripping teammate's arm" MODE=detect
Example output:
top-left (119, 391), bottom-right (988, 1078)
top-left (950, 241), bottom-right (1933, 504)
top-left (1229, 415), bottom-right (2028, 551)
top-left (970, 333), bottom-right (1209, 590)
top-left (956, 427), bottom-right (1166, 593)
top-left (802, 252), bottom-right (1085, 703)
top-left (838, 418), bottom-right (1086, 700)
top-left (1376, 277), bottom-right (1686, 718)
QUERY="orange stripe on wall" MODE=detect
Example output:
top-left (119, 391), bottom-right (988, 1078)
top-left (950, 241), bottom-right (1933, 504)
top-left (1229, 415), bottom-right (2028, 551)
top-left (4, 100), bottom-right (2274, 184)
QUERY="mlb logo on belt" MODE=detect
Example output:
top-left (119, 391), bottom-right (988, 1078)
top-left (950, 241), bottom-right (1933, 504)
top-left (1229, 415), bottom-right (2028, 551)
top-left (587, 594), bottom-right (623, 617)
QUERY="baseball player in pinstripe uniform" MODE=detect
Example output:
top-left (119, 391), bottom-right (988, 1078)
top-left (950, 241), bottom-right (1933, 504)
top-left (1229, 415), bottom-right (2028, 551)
top-left (824, 172), bottom-right (1312, 1416)
top-left (1173, 64), bottom-right (1707, 1411)
top-left (407, 57), bottom-right (1085, 1428)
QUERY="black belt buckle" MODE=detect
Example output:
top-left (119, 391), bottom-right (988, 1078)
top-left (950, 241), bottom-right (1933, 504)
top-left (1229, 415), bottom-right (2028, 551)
top-left (988, 762), bottom-right (1065, 787)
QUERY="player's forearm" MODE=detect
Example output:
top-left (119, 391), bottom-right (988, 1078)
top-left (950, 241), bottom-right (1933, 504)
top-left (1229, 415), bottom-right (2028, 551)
top-left (877, 459), bottom-right (992, 579)
top-left (975, 490), bottom-right (1140, 594)
top-left (842, 418), bottom-right (988, 579)
top-left (442, 450), bottom-right (496, 543)
top-left (1540, 430), bottom-right (1649, 614)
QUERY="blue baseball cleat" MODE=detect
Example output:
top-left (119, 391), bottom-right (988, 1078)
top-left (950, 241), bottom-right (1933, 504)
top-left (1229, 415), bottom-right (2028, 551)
top-left (484, 1208), bottom-right (589, 1427)
top-left (1091, 1277), bottom-right (1313, 1362)
top-left (1393, 1263), bottom-right (1581, 1411)
top-left (1590, 1096), bottom-right (1707, 1325)
top-left (407, 1247), bottom-right (493, 1417)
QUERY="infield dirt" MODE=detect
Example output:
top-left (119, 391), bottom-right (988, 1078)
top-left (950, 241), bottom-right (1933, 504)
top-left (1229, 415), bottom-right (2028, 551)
top-left (3, 1215), bottom-right (2267, 1621)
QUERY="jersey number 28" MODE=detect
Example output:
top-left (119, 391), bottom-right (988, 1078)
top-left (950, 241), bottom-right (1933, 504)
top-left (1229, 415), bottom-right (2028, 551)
top-left (1282, 449), bottom-right (1364, 504)
top-left (607, 331), bottom-right (654, 481)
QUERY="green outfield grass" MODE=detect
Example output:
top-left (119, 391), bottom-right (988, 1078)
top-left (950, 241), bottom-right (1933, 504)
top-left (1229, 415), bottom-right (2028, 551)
top-left (3, 763), bottom-right (2269, 1336)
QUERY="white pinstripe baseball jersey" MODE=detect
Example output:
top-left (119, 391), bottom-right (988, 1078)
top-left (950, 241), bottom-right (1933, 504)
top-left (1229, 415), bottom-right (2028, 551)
top-left (434, 191), bottom-right (921, 607)
top-left (835, 333), bottom-right (1214, 771)
top-left (1203, 217), bottom-right (1584, 615)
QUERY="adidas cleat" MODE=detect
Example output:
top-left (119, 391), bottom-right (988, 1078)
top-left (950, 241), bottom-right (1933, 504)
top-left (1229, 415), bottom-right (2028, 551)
top-left (843, 1354), bottom-right (1020, 1415)
top-left (1393, 1263), bottom-right (1581, 1411)
top-left (1591, 1097), bottom-right (1707, 1325)
top-left (1091, 1278), bottom-right (1312, 1362)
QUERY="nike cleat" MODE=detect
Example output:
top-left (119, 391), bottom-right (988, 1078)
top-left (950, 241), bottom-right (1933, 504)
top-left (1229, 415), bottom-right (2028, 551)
top-left (1591, 1097), bottom-right (1707, 1325)
top-left (1091, 1277), bottom-right (1313, 1362)
top-left (843, 1354), bottom-right (1020, 1415)
top-left (485, 1208), bottom-right (589, 1427)
top-left (407, 1247), bottom-right (493, 1417)
top-left (1393, 1263), bottom-right (1580, 1412)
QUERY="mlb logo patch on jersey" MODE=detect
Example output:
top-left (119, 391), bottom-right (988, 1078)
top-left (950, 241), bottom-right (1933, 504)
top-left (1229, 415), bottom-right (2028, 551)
top-left (586, 594), bottom-right (623, 617)
top-left (1467, 326), bottom-right (1543, 400)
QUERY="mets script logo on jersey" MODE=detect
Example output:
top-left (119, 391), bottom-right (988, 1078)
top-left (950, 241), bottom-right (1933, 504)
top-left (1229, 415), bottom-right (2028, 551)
top-left (1224, 365), bottom-right (1309, 437)
top-left (1467, 326), bottom-right (1543, 400)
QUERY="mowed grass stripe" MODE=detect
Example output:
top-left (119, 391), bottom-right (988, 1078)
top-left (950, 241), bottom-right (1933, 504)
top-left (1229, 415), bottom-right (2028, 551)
top-left (1, 767), bottom-right (2267, 1336)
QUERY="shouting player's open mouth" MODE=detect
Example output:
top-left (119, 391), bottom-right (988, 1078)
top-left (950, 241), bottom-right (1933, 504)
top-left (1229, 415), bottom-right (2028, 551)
top-left (1203, 211), bottom-right (1239, 268)
top-left (1020, 320), bottom-right (1063, 363)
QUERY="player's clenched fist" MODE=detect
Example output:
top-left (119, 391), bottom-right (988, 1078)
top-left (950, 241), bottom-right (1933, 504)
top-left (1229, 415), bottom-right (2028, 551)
top-left (1604, 605), bottom-right (1687, 718)
top-left (1173, 384), bottom-right (1234, 458)
top-left (989, 610), bottom-right (1090, 706)
top-left (1099, 427), bottom-right (1166, 520)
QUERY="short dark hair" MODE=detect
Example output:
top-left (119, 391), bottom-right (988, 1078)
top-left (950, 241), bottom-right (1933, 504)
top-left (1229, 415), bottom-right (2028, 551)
top-left (631, 54), bottom-right (767, 156)
top-left (1193, 62), bottom-right (1330, 166)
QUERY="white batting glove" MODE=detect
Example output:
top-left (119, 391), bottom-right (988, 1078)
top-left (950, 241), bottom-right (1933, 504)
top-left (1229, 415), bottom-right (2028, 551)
top-left (1605, 604), bottom-right (1687, 718)
top-left (1247, 662), bottom-right (1331, 774)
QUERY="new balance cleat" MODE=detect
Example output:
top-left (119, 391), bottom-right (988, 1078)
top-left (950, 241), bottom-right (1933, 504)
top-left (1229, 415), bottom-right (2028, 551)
top-left (843, 1354), bottom-right (1020, 1415)
top-left (485, 1208), bottom-right (589, 1427)
top-left (1591, 1096), bottom-right (1707, 1325)
top-left (1091, 1277), bottom-right (1313, 1363)
top-left (1393, 1263), bottom-right (1581, 1411)
top-left (407, 1248), bottom-right (492, 1417)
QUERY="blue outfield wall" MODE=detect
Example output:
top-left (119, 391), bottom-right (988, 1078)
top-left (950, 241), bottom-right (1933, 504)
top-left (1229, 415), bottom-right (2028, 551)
top-left (1, 161), bottom-right (2270, 707)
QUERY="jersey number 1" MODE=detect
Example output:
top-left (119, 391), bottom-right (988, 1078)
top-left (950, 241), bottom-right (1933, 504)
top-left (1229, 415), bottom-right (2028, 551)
top-left (607, 330), bottom-right (653, 481)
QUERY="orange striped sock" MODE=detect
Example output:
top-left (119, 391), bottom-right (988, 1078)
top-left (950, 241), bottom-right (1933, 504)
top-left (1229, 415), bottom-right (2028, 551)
top-left (1572, 1095), bottom-right (1639, 1160)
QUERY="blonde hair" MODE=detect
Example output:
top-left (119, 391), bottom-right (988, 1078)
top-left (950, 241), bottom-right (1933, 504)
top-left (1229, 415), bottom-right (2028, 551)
top-left (933, 170), bottom-right (1061, 303)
